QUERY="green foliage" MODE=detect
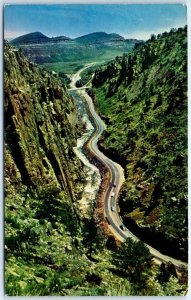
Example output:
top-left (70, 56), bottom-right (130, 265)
top-left (5, 190), bottom-right (87, 296)
top-left (6, 188), bottom-right (185, 296)
top-left (113, 238), bottom-right (152, 285)
top-left (157, 262), bottom-right (177, 283)
top-left (5, 190), bottom-right (132, 296)
top-left (82, 217), bottom-right (106, 258)
top-left (92, 26), bottom-right (187, 258)
top-left (58, 71), bottom-right (71, 88)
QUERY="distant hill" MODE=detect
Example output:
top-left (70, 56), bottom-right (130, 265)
top-left (51, 36), bottom-right (71, 42)
top-left (11, 31), bottom-right (139, 46)
top-left (126, 38), bottom-right (143, 44)
top-left (74, 32), bottom-right (125, 43)
top-left (11, 32), bottom-right (70, 45)
top-left (11, 32), bottom-right (50, 44)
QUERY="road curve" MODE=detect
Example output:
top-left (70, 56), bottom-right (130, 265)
top-left (69, 62), bottom-right (97, 90)
top-left (69, 66), bottom-right (187, 269)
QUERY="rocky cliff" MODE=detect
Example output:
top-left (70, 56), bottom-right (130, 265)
top-left (4, 42), bottom-right (84, 200)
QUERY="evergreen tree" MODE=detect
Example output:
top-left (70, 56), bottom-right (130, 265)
top-left (113, 238), bottom-right (152, 285)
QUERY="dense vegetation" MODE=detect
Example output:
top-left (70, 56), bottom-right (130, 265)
top-left (6, 188), bottom-right (185, 296)
top-left (4, 36), bottom-right (187, 296)
top-left (92, 27), bottom-right (187, 260)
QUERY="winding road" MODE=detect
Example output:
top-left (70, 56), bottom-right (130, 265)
top-left (69, 66), bottom-right (187, 269)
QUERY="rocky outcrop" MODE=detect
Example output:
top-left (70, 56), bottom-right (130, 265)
top-left (4, 42), bottom-right (84, 201)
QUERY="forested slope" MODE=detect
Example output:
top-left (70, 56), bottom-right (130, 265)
top-left (92, 27), bottom-right (187, 260)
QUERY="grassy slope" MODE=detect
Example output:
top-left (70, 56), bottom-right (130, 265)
top-left (92, 27), bottom-right (187, 259)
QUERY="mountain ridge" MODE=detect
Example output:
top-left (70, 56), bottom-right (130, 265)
top-left (11, 31), bottom-right (71, 45)
top-left (74, 32), bottom-right (125, 43)
top-left (11, 31), bottom-right (140, 45)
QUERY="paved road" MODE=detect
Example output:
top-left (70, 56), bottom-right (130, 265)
top-left (69, 62), bottom-right (96, 90)
top-left (70, 67), bottom-right (187, 269)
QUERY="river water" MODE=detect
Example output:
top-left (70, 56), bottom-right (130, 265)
top-left (70, 90), bottom-right (101, 214)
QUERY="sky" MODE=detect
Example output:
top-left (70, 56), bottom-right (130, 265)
top-left (4, 4), bottom-right (187, 41)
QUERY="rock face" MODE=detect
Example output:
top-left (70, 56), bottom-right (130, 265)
top-left (4, 42), bottom-right (83, 200)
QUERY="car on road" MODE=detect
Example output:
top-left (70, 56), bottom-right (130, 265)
top-left (105, 217), bottom-right (110, 225)
top-left (111, 206), bottom-right (115, 211)
top-left (120, 224), bottom-right (126, 231)
top-left (111, 191), bottom-right (115, 200)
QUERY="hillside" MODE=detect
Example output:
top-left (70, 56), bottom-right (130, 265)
top-left (75, 32), bottom-right (125, 43)
top-left (92, 27), bottom-right (187, 260)
top-left (11, 32), bottom-right (50, 44)
top-left (11, 31), bottom-right (70, 45)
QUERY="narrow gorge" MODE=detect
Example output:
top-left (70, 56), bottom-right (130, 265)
top-left (4, 25), bottom-right (188, 297)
